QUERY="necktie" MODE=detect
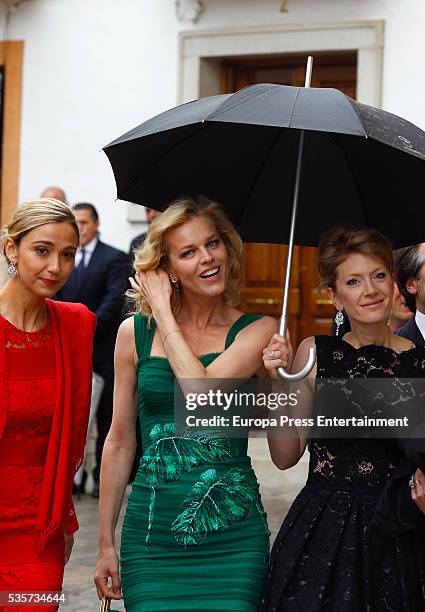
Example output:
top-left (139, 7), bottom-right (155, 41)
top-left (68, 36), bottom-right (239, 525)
top-left (75, 248), bottom-right (86, 286)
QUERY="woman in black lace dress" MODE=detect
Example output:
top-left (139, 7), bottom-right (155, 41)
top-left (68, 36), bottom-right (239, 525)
top-left (260, 226), bottom-right (425, 611)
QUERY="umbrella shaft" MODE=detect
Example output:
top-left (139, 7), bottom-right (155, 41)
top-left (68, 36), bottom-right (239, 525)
top-left (281, 129), bottom-right (305, 337)
top-left (305, 56), bottom-right (313, 87)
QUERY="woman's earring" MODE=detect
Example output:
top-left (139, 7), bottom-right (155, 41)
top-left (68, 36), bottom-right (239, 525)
top-left (7, 260), bottom-right (18, 279)
top-left (170, 275), bottom-right (180, 294)
top-left (334, 309), bottom-right (344, 336)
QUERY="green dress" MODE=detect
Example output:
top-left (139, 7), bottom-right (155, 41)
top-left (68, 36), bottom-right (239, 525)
top-left (120, 314), bottom-right (270, 612)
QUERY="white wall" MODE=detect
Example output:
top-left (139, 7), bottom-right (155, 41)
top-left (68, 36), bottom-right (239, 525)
top-left (197, 0), bottom-right (425, 124)
top-left (5, 0), bottom-right (179, 250)
top-left (3, 0), bottom-right (425, 250)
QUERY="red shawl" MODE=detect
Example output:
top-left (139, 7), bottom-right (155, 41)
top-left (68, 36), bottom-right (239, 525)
top-left (0, 299), bottom-right (96, 552)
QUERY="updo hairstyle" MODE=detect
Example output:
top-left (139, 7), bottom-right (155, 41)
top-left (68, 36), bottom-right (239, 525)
top-left (317, 225), bottom-right (394, 291)
top-left (0, 198), bottom-right (79, 262)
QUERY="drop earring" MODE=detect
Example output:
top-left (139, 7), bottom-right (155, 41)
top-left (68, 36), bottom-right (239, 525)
top-left (170, 274), bottom-right (180, 294)
top-left (7, 260), bottom-right (18, 279)
top-left (334, 309), bottom-right (344, 336)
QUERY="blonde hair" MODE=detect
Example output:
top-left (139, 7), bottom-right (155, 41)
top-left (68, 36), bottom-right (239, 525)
top-left (0, 198), bottom-right (79, 262)
top-left (129, 197), bottom-right (243, 317)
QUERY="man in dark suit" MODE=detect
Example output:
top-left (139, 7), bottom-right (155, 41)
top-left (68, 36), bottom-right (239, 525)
top-left (55, 202), bottom-right (129, 497)
top-left (395, 243), bottom-right (425, 344)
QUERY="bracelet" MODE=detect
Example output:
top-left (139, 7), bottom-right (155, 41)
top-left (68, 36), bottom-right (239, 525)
top-left (163, 329), bottom-right (181, 344)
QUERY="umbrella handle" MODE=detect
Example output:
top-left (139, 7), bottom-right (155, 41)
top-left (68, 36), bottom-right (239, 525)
top-left (277, 346), bottom-right (316, 381)
top-left (276, 315), bottom-right (316, 381)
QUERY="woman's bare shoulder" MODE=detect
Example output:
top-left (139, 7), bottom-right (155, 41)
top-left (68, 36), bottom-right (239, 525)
top-left (392, 333), bottom-right (416, 353)
top-left (237, 314), bottom-right (278, 340)
top-left (244, 314), bottom-right (277, 329)
top-left (118, 315), bottom-right (136, 340)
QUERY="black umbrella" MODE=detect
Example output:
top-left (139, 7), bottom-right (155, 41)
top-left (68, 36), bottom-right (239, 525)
top-left (104, 60), bottom-right (425, 379)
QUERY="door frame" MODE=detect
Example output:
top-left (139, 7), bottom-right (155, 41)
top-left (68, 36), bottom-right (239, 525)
top-left (0, 41), bottom-right (24, 225)
top-left (178, 20), bottom-right (383, 105)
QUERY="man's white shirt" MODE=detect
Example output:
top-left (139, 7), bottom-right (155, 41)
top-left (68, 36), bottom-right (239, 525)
top-left (415, 309), bottom-right (425, 340)
top-left (74, 236), bottom-right (98, 268)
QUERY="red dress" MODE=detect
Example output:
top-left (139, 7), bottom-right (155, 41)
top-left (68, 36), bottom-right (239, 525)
top-left (0, 302), bottom-right (95, 612)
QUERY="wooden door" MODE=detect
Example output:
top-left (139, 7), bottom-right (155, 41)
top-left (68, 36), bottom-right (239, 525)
top-left (241, 243), bottom-right (300, 345)
top-left (221, 52), bottom-right (357, 346)
top-left (0, 42), bottom-right (23, 225)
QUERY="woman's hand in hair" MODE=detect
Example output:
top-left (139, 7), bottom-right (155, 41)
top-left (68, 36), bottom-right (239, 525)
top-left (129, 268), bottom-right (172, 313)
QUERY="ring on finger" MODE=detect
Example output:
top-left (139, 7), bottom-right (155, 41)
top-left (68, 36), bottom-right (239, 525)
top-left (268, 351), bottom-right (277, 360)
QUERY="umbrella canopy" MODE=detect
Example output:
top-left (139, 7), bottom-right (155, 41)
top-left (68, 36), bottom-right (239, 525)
top-left (104, 84), bottom-right (425, 248)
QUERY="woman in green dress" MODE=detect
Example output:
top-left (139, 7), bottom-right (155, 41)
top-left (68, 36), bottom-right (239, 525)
top-left (95, 198), bottom-right (277, 611)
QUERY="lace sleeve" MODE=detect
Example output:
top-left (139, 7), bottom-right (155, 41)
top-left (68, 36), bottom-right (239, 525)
top-left (63, 496), bottom-right (79, 534)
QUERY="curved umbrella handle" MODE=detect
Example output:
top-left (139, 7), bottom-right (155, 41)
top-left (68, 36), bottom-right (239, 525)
top-left (277, 346), bottom-right (316, 381)
top-left (276, 314), bottom-right (316, 381)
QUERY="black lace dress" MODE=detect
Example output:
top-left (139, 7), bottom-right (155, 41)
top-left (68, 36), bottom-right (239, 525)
top-left (260, 335), bottom-right (425, 612)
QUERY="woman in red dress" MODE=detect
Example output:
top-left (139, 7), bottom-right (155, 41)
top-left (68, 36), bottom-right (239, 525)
top-left (0, 199), bottom-right (96, 611)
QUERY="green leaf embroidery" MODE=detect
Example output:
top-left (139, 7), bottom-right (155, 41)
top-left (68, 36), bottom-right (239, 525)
top-left (141, 423), bottom-right (230, 487)
top-left (171, 468), bottom-right (258, 547)
top-left (145, 485), bottom-right (156, 547)
top-left (141, 423), bottom-right (230, 546)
